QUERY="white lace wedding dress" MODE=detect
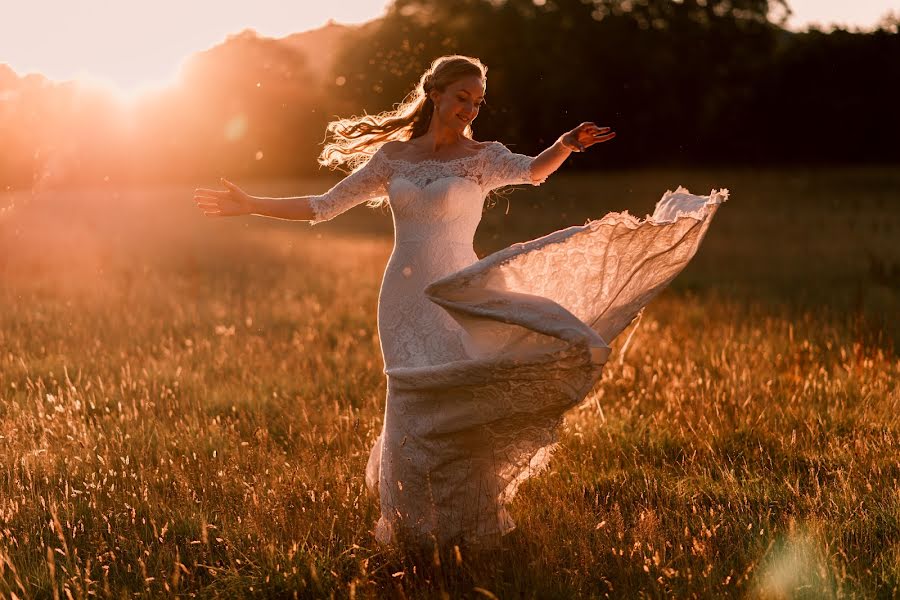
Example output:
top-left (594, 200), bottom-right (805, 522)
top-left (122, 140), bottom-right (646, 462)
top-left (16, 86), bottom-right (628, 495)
top-left (308, 142), bottom-right (726, 547)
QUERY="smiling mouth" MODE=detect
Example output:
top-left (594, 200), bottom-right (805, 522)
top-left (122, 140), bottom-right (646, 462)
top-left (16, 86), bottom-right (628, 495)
top-left (457, 115), bottom-right (471, 124)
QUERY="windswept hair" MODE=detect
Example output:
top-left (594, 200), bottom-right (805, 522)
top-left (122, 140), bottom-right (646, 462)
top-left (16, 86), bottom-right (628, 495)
top-left (318, 55), bottom-right (487, 172)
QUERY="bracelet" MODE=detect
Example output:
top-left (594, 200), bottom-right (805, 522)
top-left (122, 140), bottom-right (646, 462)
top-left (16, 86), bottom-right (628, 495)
top-left (558, 137), bottom-right (581, 152)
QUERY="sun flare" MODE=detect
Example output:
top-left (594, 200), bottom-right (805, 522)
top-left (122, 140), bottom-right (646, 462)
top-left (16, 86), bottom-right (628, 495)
top-left (0, 0), bottom-right (389, 100)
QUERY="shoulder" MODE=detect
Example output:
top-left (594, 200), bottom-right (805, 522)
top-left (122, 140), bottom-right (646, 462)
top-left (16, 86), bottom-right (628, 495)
top-left (480, 140), bottom-right (510, 152)
top-left (465, 139), bottom-right (493, 151)
top-left (477, 141), bottom-right (515, 159)
top-left (464, 140), bottom-right (502, 157)
top-left (378, 140), bottom-right (408, 160)
top-left (361, 143), bottom-right (399, 171)
top-left (351, 144), bottom-right (396, 177)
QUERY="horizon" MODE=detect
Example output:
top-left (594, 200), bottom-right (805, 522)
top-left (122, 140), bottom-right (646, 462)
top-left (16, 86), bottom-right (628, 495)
top-left (1, 0), bottom-right (896, 101)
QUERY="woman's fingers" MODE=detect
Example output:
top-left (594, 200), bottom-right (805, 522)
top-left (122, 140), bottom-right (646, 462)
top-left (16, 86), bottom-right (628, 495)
top-left (562, 122), bottom-right (616, 152)
top-left (584, 132), bottom-right (616, 148)
top-left (192, 181), bottom-right (244, 218)
top-left (582, 126), bottom-right (610, 136)
top-left (194, 194), bottom-right (244, 211)
top-left (194, 187), bottom-right (230, 197)
top-left (195, 200), bottom-right (243, 216)
top-left (577, 126), bottom-right (611, 143)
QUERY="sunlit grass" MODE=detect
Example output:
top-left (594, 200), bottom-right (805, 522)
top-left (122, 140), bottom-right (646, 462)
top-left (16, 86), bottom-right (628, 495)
top-left (1, 168), bottom-right (898, 597)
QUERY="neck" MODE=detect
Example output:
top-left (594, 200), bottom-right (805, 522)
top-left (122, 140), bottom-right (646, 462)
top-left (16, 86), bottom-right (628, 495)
top-left (419, 119), bottom-right (463, 151)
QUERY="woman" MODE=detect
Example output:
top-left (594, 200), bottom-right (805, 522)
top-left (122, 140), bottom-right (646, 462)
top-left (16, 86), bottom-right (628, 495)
top-left (194, 55), bottom-right (725, 547)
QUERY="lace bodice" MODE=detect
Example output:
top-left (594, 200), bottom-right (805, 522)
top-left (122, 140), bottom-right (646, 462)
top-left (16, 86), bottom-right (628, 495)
top-left (307, 141), bottom-right (544, 225)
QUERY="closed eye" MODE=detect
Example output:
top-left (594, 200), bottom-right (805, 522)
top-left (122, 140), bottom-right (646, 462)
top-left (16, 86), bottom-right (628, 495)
top-left (458, 94), bottom-right (485, 108)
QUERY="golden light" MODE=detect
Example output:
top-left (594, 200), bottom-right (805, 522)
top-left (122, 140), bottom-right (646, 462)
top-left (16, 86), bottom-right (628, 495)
top-left (0, 0), bottom-right (390, 101)
top-left (224, 115), bottom-right (249, 142)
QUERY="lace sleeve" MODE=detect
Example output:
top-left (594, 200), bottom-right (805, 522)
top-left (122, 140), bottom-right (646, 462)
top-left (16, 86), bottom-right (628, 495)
top-left (308, 148), bottom-right (392, 225)
top-left (481, 141), bottom-right (545, 191)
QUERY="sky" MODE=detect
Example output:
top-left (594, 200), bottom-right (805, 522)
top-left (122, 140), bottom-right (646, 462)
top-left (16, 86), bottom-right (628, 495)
top-left (0, 0), bottom-right (391, 97)
top-left (0, 0), bottom-right (895, 97)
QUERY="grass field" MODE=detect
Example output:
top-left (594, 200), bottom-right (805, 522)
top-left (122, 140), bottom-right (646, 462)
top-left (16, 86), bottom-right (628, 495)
top-left (1, 167), bottom-right (898, 598)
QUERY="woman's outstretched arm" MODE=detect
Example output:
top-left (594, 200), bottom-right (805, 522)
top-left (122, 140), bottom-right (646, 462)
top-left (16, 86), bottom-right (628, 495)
top-left (193, 148), bottom-right (391, 224)
top-left (529, 122), bottom-right (616, 182)
top-left (249, 194), bottom-right (316, 221)
top-left (193, 180), bottom-right (315, 221)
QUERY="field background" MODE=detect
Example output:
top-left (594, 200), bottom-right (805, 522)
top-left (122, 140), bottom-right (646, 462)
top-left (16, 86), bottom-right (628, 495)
top-left (1, 168), bottom-right (898, 598)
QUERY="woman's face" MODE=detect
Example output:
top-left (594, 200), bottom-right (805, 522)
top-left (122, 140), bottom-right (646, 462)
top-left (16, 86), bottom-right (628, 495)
top-left (431, 75), bottom-right (486, 133)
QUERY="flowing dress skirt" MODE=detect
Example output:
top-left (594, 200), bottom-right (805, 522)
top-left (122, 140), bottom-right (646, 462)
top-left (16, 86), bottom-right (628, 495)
top-left (367, 187), bottom-right (727, 546)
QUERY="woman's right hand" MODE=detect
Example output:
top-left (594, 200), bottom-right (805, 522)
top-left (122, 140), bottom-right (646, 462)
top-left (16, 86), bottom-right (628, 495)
top-left (559, 122), bottom-right (616, 152)
top-left (193, 179), bottom-right (254, 217)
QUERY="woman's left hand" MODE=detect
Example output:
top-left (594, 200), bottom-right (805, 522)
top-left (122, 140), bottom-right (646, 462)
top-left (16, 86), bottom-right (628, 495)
top-left (193, 178), bottom-right (254, 217)
top-left (559, 122), bottom-right (616, 152)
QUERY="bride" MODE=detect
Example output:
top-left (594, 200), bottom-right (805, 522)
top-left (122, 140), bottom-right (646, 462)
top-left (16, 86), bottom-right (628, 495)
top-left (193, 55), bottom-right (724, 548)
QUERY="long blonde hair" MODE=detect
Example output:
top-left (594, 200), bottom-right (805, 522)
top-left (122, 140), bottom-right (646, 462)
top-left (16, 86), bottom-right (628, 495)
top-left (318, 55), bottom-right (487, 172)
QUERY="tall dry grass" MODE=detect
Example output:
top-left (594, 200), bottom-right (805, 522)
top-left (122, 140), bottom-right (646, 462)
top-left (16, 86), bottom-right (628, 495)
top-left (0, 168), bottom-right (897, 597)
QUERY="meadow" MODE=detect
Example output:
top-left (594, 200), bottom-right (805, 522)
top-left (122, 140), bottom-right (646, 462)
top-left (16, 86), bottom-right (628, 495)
top-left (0, 167), bottom-right (898, 598)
